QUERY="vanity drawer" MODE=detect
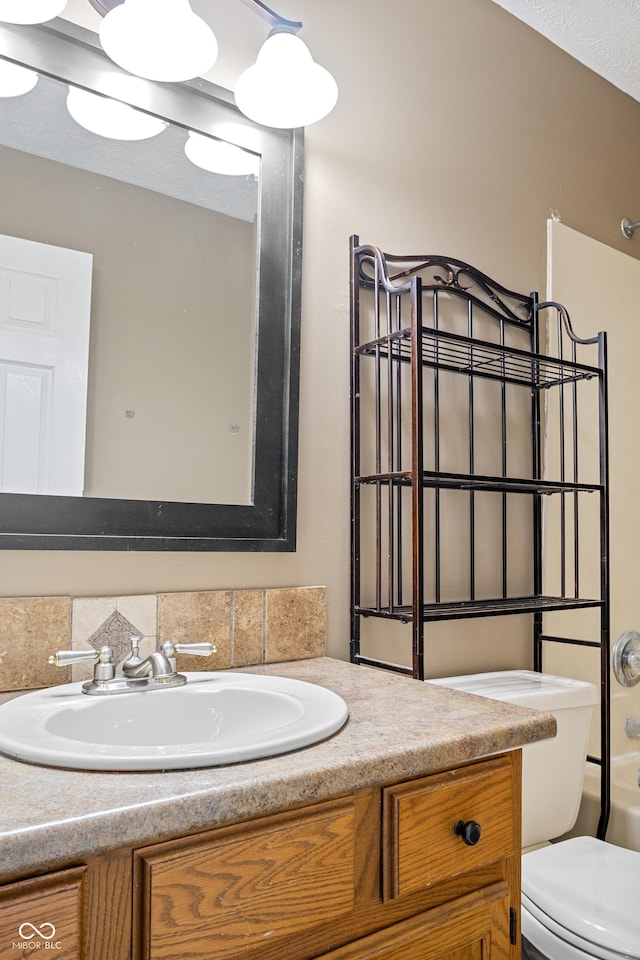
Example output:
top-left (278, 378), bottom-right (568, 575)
top-left (0, 866), bottom-right (86, 959)
top-left (382, 756), bottom-right (516, 900)
top-left (135, 796), bottom-right (357, 960)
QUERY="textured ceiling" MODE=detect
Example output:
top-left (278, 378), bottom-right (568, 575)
top-left (490, 0), bottom-right (640, 103)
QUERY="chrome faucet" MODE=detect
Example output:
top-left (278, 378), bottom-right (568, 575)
top-left (48, 636), bottom-right (216, 696)
top-left (121, 636), bottom-right (175, 682)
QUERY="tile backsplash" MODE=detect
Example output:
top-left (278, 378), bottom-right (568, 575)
top-left (0, 586), bottom-right (327, 694)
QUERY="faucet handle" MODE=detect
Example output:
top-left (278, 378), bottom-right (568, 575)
top-left (49, 649), bottom-right (99, 667)
top-left (163, 641), bottom-right (216, 657)
top-left (49, 646), bottom-right (116, 682)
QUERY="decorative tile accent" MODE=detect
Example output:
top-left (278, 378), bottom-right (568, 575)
top-left (0, 596), bottom-right (72, 691)
top-left (232, 590), bottom-right (264, 667)
top-left (87, 610), bottom-right (143, 663)
top-left (265, 587), bottom-right (327, 662)
top-left (71, 595), bottom-right (157, 682)
top-left (158, 591), bottom-right (231, 672)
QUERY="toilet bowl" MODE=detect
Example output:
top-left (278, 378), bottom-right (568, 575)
top-left (429, 670), bottom-right (640, 960)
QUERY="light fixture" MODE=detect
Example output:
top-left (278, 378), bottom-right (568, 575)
top-left (99, 0), bottom-right (217, 83)
top-left (0, 59), bottom-right (38, 96)
top-left (0, 0), bottom-right (67, 23)
top-left (184, 132), bottom-right (259, 176)
top-left (235, 26), bottom-right (338, 128)
top-left (0, 0), bottom-right (338, 129)
top-left (66, 85), bottom-right (168, 139)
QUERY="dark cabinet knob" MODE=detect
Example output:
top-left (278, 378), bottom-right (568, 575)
top-left (454, 819), bottom-right (482, 846)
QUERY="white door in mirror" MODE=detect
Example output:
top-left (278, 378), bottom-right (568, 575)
top-left (0, 233), bottom-right (92, 495)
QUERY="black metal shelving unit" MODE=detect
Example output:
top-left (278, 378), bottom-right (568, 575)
top-left (349, 236), bottom-right (611, 838)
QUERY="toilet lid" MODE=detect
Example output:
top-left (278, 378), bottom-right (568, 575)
top-left (522, 837), bottom-right (640, 960)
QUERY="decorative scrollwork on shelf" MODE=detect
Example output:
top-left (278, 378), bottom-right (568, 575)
top-left (433, 270), bottom-right (470, 291)
top-left (536, 300), bottom-right (600, 346)
top-left (355, 244), bottom-right (533, 327)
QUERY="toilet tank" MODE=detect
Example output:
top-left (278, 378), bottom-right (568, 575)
top-left (429, 670), bottom-right (598, 849)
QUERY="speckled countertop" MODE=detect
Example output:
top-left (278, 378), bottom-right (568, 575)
top-left (0, 657), bottom-right (555, 881)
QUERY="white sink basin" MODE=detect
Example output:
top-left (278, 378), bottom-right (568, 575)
top-left (0, 672), bottom-right (349, 771)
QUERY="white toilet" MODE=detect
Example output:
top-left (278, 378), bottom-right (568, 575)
top-left (430, 670), bottom-right (640, 960)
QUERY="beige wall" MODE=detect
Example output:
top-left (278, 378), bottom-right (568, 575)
top-left (2, 0), bottom-right (640, 675)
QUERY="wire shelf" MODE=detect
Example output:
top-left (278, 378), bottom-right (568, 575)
top-left (355, 470), bottom-right (603, 496)
top-left (356, 595), bottom-right (604, 623)
top-left (356, 326), bottom-right (601, 389)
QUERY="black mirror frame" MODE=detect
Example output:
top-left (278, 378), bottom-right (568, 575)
top-left (0, 19), bottom-right (302, 551)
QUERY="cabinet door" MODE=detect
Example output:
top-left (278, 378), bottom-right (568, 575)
top-left (135, 796), bottom-right (358, 960)
top-left (313, 882), bottom-right (511, 960)
top-left (0, 866), bottom-right (86, 960)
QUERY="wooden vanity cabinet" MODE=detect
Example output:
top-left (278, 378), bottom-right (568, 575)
top-left (0, 852), bottom-right (131, 960)
top-left (132, 752), bottom-right (521, 960)
top-left (0, 867), bottom-right (86, 959)
top-left (0, 751), bottom-right (522, 960)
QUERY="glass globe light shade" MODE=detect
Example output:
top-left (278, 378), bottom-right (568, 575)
top-left (66, 86), bottom-right (168, 140)
top-left (184, 133), bottom-right (259, 176)
top-left (234, 30), bottom-right (338, 129)
top-left (0, 60), bottom-right (38, 96)
top-left (0, 0), bottom-right (67, 23)
top-left (99, 0), bottom-right (218, 83)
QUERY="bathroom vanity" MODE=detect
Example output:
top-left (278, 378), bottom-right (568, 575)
top-left (0, 658), bottom-right (555, 960)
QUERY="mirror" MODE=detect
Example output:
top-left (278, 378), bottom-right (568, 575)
top-left (0, 19), bottom-right (302, 550)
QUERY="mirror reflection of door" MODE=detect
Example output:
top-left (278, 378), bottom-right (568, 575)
top-left (0, 233), bottom-right (92, 495)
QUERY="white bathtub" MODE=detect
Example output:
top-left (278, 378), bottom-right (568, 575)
top-left (571, 752), bottom-right (640, 851)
